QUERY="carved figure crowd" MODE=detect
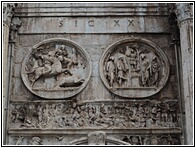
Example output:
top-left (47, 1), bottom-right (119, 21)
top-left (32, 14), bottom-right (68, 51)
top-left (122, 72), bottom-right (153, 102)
top-left (105, 43), bottom-right (160, 87)
top-left (10, 100), bottom-right (179, 129)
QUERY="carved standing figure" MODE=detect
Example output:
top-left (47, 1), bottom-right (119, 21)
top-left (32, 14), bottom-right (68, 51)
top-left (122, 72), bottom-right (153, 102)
top-left (37, 105), bottom-right (43, 126)
top-left (149, 56), bottom-right (160, 86)
top-left (129, 44), bottom-right (139, 70)
top-left (116, 49), bottom-right (129, 86)
top-left (139, 53), bottom-right (150, 86)
top-left (42, 104), bottom-right (49, 126)
top-left (87, 105), bottom-right (97, 126)
top-left (116, 57), bottom-right (128, 86)
top-left (106, 56), bottom-right (115, 87)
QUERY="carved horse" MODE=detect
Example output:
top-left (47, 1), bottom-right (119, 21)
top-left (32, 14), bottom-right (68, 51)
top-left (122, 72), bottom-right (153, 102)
top-left (26, 56), bottom-right (71, 87)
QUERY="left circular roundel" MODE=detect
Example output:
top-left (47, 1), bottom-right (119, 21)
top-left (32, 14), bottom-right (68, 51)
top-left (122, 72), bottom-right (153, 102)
top-left (21, 38), bottom-right (92, 99)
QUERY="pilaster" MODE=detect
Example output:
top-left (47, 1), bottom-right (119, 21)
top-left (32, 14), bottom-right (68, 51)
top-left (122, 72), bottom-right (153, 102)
top-left (3, 3), bottom-right (21, 145)
top-left (175, 3), bottom-right (193, 145)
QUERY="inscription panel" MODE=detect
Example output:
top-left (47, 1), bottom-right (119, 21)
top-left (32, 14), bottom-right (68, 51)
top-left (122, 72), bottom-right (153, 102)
top-left (18, 17), bottom-right (170, 34)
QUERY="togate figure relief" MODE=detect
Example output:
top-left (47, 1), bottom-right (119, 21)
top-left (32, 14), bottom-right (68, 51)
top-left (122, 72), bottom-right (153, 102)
top-left (21, 38), bottom-right (91, 99)
top-left (100, 37), bottom-right (170, 98)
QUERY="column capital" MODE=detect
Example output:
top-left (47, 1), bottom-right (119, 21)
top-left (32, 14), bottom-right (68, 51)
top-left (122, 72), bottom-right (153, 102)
top-left (3, 3), bottom-right (18, 27)
top-left (175, 3), bottom-right (193, 25)
top-left (9, 17), bottom-right (22, 42)
top-left (168, 3), bottom-right (180, 41)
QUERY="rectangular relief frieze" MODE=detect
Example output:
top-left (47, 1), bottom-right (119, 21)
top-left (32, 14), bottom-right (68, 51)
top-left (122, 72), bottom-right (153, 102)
top-left (8, 100), bottom-right (181, 129)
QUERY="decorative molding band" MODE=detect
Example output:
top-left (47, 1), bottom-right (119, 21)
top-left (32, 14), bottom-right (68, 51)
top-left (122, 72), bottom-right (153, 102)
top-left (9, 133), bottom-right (181, 145)
top-left (178, 17), bottom-right (193, 28)
top-left (14, 4), bottom-right (168, 17)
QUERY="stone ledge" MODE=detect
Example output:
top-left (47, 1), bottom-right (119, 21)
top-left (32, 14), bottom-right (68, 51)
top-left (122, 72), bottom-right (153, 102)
top-left (8, 127), bottom-right (182, 135)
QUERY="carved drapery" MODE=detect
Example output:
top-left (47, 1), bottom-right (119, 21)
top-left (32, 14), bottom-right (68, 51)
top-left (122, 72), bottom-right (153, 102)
top-left (9, 99), bottom-right (181, 145)
top-left (4, 3), bottom-right (186, 145)
top-left (9, 100), bottom-right (180, 129)
top-left (100, 37), bottom-right (170, 98)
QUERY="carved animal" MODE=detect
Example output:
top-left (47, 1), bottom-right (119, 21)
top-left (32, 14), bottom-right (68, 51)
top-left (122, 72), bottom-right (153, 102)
top-left (26, 53), bottom-right (72, 87)
top-left (26, 66), bottom-right (71, 87)
top-left (58, 74), bottom-right (85, 87)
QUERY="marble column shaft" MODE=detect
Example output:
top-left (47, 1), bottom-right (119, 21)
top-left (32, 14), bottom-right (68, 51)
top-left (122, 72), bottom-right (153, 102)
top-left (175, 3), bottom-right (193, 145)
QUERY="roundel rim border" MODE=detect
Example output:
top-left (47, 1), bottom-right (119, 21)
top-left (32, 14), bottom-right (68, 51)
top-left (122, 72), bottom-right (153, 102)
top-left (99, 37), bottom-right (170, 98)
top-left (21, 38), bottom-right (92, 99)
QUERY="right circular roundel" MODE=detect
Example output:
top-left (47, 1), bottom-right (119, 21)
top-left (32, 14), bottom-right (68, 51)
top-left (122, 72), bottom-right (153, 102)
top-left (99, 37), bottom-right (170, 98)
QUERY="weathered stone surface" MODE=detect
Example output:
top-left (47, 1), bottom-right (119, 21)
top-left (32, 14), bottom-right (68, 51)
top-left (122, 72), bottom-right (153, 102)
top-left (8, 133), bottom-right (181, 145)
top-left (3, 2), bottom-right (192, 146)
top-left (21, 38), bottom-right (92, 99)
top-left (77, 77), bottom-right (112, 102)
top-left (12, 78), bottom-right (31, 96)
top-left (100, 37), bottom-right (170, 98)
top-left (18, 17), bottom-right (170, 34)
top-left (13, 63), bottom-right (21, 78)
top-left (14, 48), bottom-right (25, 63)
top-left (8, 99), bottom-right (180, 130)
top-left (88, 131), bottom-right (106, 145)
top-left (175, 3), bottom-right (193, 145)
top-left (14, 3), bottom-right (169, 17)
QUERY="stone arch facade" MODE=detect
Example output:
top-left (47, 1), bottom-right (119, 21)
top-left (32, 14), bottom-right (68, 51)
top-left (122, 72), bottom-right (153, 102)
top-left (3, 3), bottom-right (193, 145)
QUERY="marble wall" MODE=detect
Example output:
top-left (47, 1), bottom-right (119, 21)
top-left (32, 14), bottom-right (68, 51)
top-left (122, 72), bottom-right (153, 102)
top-left (3, 3), bottom-right (192, 145)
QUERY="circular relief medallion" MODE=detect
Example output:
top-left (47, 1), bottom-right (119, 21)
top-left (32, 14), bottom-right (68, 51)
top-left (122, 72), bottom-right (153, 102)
top-left (100, 37), bottom-right (170, 98)
top-left (21, 38), bottom-right (92, 99)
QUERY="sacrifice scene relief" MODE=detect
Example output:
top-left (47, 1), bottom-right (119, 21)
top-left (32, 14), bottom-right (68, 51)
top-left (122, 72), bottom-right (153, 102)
top-left (100, 38), bottom-right (169, 98)
top-left (105, 43), bottom-right (161, 88)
